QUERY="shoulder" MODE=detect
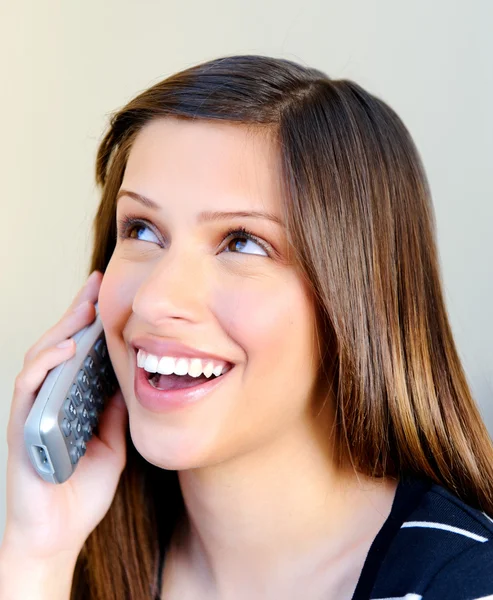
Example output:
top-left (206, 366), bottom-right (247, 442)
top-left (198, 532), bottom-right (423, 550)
top-left (370, 479), bottom-right (493, 600)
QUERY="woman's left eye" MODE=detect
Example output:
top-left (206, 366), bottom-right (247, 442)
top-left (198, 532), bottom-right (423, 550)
top-left (116, 216), bottom-right (271, 257)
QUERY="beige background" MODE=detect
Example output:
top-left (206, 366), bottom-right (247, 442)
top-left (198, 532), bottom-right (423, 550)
top-left (1, 0), bottom-right (492, 541)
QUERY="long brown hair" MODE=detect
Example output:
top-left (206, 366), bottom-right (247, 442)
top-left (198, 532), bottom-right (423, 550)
top-left (71, 54), bottom-right (493, 599)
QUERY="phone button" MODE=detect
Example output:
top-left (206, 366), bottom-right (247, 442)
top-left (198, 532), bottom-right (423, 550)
top-left (88, 409), bottom-right (99, 427)
top-left (84, 355), bottom-right (97, 378)
top-left (72, 418), bottom-right (83, 439)
top-left (70, 384), bottom-right (83, 407)
top-left (94, 378), bottom-right (104, 395)
top-left (82, 423), bottom-right (93, 442)
top-left (77, 370), bottom-right (90, 393)
top-left (64, 398), bottom-right (77, 421)
top-left (69, 446), bottom-right (80, 464)
top-left (78, 406), bottom-right (90, 425)
top-left (94, 338), bottom-right (108, 361)
top-left (61, 418), bottom-right (72, 437)
top-left (83, 389), bottom-right (96, 409)
top-left (76, 439), bottom-right (87, 457)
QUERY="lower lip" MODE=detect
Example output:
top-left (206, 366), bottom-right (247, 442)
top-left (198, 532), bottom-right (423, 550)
top-left (134, 359), bottom-right (234, 413)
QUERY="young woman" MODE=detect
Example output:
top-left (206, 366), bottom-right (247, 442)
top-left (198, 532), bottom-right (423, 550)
top-left (2, 55), bottom-right (493, 600)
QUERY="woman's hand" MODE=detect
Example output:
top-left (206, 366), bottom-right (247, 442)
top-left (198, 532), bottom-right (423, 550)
top-left (2, 270), bottom-right (128, 562)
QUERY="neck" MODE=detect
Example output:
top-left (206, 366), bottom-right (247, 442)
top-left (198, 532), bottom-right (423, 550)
top-left (166, 414), bottom-right (398, 597)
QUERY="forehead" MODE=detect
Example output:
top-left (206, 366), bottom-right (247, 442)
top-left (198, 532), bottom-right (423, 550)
top-left (122, 117), bottom-right (283, 215)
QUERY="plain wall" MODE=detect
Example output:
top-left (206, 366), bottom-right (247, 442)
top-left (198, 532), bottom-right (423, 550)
top-left (1, 0), bottom-right (492, 541)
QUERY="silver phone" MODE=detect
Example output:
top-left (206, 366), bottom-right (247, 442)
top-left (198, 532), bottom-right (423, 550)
top-left (24, 302), bottom-right (119, 484)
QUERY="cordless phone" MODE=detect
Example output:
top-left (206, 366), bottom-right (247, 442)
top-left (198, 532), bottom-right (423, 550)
top-left (24, 302), bottom-right (119, 484)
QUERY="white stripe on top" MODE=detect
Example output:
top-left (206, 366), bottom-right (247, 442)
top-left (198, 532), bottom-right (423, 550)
top-left (401, 521), bottom-right (488, 542)
top-left (373, 594), bottom-right (422, 600)
top-left (483, 511), bottom-right (493, 525)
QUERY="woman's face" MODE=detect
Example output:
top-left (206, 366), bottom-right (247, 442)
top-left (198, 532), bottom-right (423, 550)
top-left (99, 117), bottom-right (323, 469)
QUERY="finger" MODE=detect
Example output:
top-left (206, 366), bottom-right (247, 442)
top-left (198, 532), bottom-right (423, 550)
top-left (24, 301), bottom-right (96, 366)
top-left (65, 270), bottom-right (103, 314)
top-left (23, 271), bottom-right (102, 364)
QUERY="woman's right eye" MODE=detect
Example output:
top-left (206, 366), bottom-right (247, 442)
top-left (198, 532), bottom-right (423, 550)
top-left (117, 217), bottom-right (159, 244)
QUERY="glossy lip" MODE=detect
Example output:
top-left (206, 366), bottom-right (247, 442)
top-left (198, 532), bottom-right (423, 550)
top-left (134, 360), bottom-right (235, 413)
top-left (130, 335), bottom-right (234, 365)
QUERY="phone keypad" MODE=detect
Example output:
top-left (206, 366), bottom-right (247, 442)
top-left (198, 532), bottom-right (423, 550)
top-left (60, 334), bottom-right (118, 470)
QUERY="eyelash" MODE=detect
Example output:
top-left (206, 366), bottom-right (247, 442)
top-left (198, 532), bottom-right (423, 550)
top-left (116, 214), bottom-right (273, 257)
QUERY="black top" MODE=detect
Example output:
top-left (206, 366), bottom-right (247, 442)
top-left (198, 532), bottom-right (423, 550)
top-left (157, 476), bottom-right (493, 599)
top-left (352, 475), bottom-right (493, 599)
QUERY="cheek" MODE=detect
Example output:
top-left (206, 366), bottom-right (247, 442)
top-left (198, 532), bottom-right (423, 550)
top-left (206, 274), bottom-right (319, 462)
top-left (97, 260), bottom-right (137, 339)
top-left (213, 273), bottom-right (314, 365)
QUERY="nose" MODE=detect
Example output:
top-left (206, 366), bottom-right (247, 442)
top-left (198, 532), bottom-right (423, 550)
top-left (132, 246), bottom-right (209, 327)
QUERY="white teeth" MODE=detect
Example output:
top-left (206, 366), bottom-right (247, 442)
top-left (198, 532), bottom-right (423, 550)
top-left (143, 354), bottom-right (159, 373)
top-left (188, 358), bottom-right (205, 378)
top-left (157, 356), bottom-right (174, 375)
top-left (174, 358), bottom-right (189, 376)
top-left (137, 351), bottom-right (146, 368)
top-left (202, 361), bottom-right (215, 378)
top-left (137, 349), bottom-right (230, 378)
top-left (212, 364), bottom-right (224, 377)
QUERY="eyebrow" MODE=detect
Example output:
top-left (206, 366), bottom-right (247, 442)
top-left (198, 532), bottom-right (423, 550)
top-left (116, 189), bottom-right (285, 228)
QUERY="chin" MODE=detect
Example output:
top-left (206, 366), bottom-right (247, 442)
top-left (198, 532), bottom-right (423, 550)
top-left (127, 418), bottom-right (213, 471)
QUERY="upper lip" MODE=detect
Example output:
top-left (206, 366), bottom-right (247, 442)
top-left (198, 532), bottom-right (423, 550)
top-left (130, 335), bottom-right (234, 365)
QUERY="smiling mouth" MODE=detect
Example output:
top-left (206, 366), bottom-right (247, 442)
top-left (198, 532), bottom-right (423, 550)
top-left (145, 367), bottom-right (232, 391)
